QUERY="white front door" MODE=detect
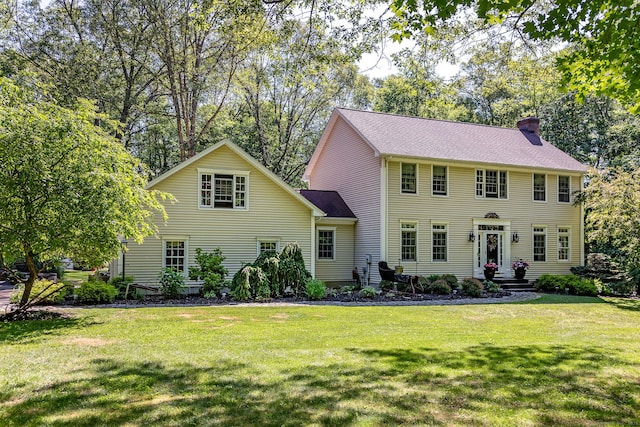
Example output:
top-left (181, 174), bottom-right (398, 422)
top-left (473, 222), bottom-right (511, 277)
top-left (479, 230), bottom-right (505, 274)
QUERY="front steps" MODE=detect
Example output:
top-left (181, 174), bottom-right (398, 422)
top-left (478, 277), bottom-right (536, 292)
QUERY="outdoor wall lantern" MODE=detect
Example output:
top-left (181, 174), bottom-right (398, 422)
top-left (511, 232), bottom-right (519, 243)
top-left (468, 231), bottom-right (475, 242)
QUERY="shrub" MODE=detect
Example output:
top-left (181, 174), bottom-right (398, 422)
top-left (600, 280), bottom-right (637, 296)
top-left (230, 265), bottom-right (269, 301)
top-left (440, 274), bottom-right (458, 289)
top-left (305, 278), bottom-right (326, 300)
top-left (359, 286), bottom-right (377, 298)
top-left (108, 275), bottom-right (136, 299)
top-left (279, 243), bottom-right (311, 296)
top-left (158, 268), bottom-right (185, 299)
top-left (483, 280), bottom-right (500, 293)
top-left (379, 280), bottom-right (395, 292)
top-left (427, 279), bottom-right (452, 295)
top-left (189, 248), bottom-right (228, 297)
top-left (461, 278), bottom-right (483, 297)
top-left (75, 281), bottom-right (118, 304)
top-left (535, 274), bottom-right (598, 296)
top-left (10, 279), bottom-right (69, 304)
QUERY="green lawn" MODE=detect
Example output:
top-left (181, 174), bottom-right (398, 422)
top-left (1, 295), bottom-right (639, 426)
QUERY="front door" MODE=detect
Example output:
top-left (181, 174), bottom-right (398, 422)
top-left (476, 225), bottom-right (506, 276)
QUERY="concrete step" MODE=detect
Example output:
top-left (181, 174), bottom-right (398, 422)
top-left (499, 282), bottom-right (536, 292)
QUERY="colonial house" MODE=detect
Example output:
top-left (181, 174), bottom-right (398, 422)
top-left (113, 109), bottom-right (586, 287)
top-left (303, 108), bottom-right (587, 282)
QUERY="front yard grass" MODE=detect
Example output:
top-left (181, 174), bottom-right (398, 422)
top-left (1, 295), bottom-right (639, 426)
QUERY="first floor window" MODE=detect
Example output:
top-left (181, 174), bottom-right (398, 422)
top-left (164, 241), bottom-right (186, 272)
top-left (558, 227), bottom-right (570, 261)
top-left (533, 227), bottom-right (546, 262)
top-left (401, 163), bottom-right (417, 194)
top-left (432, 223), bottom-right (448, 262)
top-left (476, 169), bottom-right (507, 199)
top-left (401, 222), bottom-right (417, 261)
top-left (533, 173), bottom-right (546, 201)
top-left (258, 240), bottom-right (279, 255)
top-left (200, 172), bottom-right (247, 209)
top-left (558, 176), bottom-right (570, 203)
top-left (318, 229), bottom-right (335, 260)
top-left (432, 165), bottom-right (447, 195)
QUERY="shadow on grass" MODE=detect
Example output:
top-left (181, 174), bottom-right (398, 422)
top-left (516, 294), bottom-right (605, 304)
top-left (0, 314), bottom-right (93, 344)
top-left (602, 297), bottom-right (640, 312)
top-left (1, 345), bottom-right (638, 426)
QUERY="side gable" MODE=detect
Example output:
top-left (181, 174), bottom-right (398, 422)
top-left (148, 139), bottom-right (324, 217)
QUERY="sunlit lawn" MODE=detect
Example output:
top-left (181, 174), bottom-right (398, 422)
top-left (1, 295), bottom-right (639, 426)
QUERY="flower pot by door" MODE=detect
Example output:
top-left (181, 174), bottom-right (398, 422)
top-left (514, 268), bottom-right (526, 280)
top-left (484, 269), bottom-right (496, 280)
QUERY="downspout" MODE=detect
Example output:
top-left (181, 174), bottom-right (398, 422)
top-left (380, 156), bottom-right (391, 263)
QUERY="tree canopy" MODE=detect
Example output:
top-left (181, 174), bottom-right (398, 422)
top-left (0, 76), bottom-right (169, 309)
top-left (390, 0), bottom-right (640, 113)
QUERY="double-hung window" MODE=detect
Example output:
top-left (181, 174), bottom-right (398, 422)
top-left (558, 176), bottom-right (570, 203)
top-left (200, 172), bottom-right (247, 209)
top-left (432, 165), bottom-right (447, 196)
top-left (258, 240), bottom-right (279, 256)
top-left (533, 174), bottom-right (546, 201)
top-left (432, 223), bottom-right (448, 262)
top-left (558, 227), bottom-right (570, 261)
top-left (401, 163), bottom-right (417, 194)
top-left (164, 240), bottom-right (186, 273)
top-left (476, 169), bottom-right (507, 199)
top-left (317, 228), bottom-right (335, 260)
top-left (533, 226), bottom-right (547, 262)
top-left (401, 222), bottom-right (417, 261)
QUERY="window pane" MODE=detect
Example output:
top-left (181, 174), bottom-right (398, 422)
top-left (214, 174), bottom-right (234, 208)
top-left (259, 241), bottom-right (278, 254)
top-left (318, 230), bottom-right (334, 259)
top-left (432, 224), bottom-right (447, 262)
top-left (485, 170), bottom-right (498, 197)
top-left (476, 170), bottom-right (484, 196)
top-left (201, 174), bottom-right (212, 207)
top-left (401, 223), bottom-right (416, 261)
top-left (401, 163), bottom-right (417, 194)
top-left (165, 241), bottom-right (185, 272)
top-left (558, 227), bottom-right (570, 261)
top-left (533, 228), bottom-right (546, 262)
top-left (432, 166), bottom-right (447, 195)
top-left (534, 174), bottom-right (546, 201)
top-left (235, 176), bottom-right (246, 208)
top-left (558, 176), bottom-right (570, 202)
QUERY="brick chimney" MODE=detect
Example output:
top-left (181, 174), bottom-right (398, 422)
top-left (517, 117), bottom-right (540, 135)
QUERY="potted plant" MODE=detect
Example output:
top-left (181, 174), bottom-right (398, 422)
top-left (511, 259), bottom-right (530, 279)
top-left (484, 261), bottom-right (498, 280)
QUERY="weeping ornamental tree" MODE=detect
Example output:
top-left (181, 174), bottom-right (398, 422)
top-left (0, 77), bottom-right (169, 313)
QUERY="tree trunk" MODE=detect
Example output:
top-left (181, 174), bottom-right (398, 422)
top-left (19, 250), bottom-right (38, 308)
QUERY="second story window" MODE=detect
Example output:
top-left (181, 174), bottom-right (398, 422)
top-left (558, 176), bottom-right (570, 203)
top-left (401, 163), bottom-right (417, 194)
top-left (432, 165), bottom-right (447, 196)
top-left (201, 173), bottom-right (247, 209)
top-left (476, 169), bottom-right (507, 199)
top-left (533, 174), bottom-right (546, 201)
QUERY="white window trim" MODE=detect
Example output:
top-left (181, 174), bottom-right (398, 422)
top-left (557, 175), bottom-right (571, 204)
top-left (317, 227), bottom-right (336, 261)
top-left (557, 226), bottom-right (571, 262)
top-left (532, 225), bottom-right (547, 263)
top-left (532, 173), bottom-right (547, 203)
top-left (475, 169), bottom-right (508, 200)
top-left (162, 237), bottom-right (189, 276)
top-left (400, 162), bottom-right (418, 195)
top-left (256, 239), bottom-right (280, 257)
top-left (400, 221), bottom-right (418, 262)
top-left (198, 168), bottom-right (250, 210)
top-left (431, 221), bottom-right (449, 263)
top-left (431, 165), bottom-right (449, 197)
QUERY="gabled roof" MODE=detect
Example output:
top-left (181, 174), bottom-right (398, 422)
top-left (306, 108), bottom-right (587, 177)
top-left (147, 139), bottom-right (325, 217)
top-left (299, 190), bottom-right (357, 219)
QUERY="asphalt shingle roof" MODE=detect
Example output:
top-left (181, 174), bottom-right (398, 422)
top-left (336, 108), bottom-right (587, 173)
top-left (299, 190), bottom-right (357, 218)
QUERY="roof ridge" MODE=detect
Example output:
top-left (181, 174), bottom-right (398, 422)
top-left (335, 107), bottom-right (524, 132)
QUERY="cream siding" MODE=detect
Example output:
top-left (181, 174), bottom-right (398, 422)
top-left (386, 160), bottom-right (583, 280)
top-left (314, 221), bottom-right (356, 284)
top-left (307, 117), bottom-right (382, 280)
top-left (124, 145), bottom-right (314, 286)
